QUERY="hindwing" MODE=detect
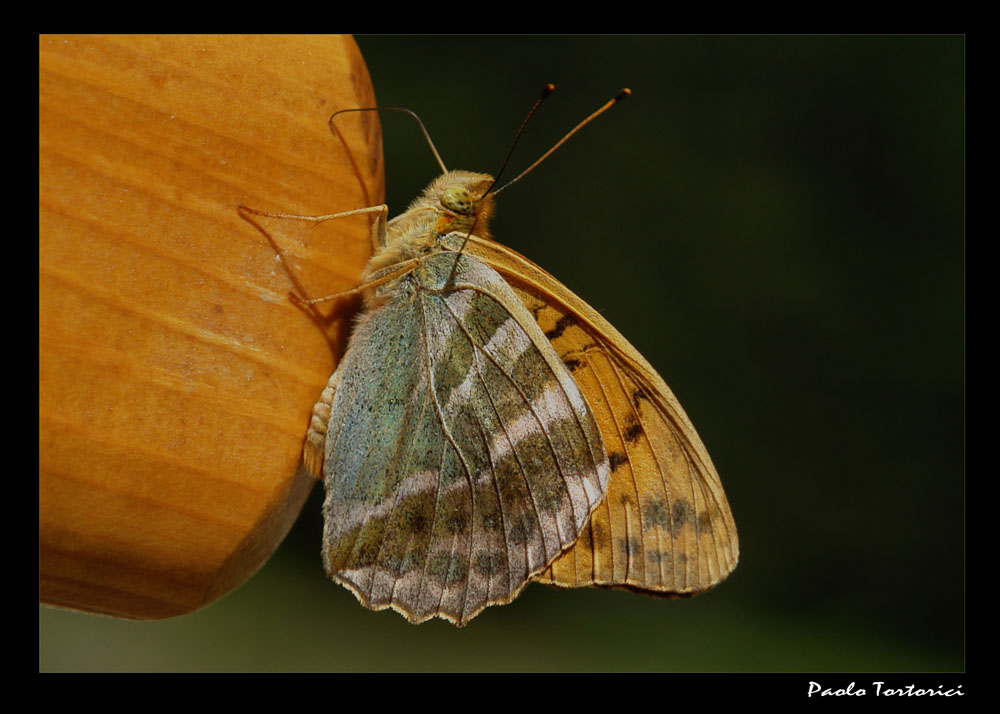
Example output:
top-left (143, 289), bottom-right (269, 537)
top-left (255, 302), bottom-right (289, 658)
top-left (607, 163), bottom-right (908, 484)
top-left (464, 236), bottom-right (739, 595)
top-left (320, 250), bottom-right (610, 625)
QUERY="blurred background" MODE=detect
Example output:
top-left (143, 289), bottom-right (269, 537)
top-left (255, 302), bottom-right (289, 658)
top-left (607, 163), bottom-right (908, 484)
top-left (40, 35), bottom-right (964, 672)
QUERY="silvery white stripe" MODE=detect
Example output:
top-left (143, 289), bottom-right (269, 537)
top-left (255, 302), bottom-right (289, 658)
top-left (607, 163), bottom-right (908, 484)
top-left (444, 315), bottom-right (533, 416)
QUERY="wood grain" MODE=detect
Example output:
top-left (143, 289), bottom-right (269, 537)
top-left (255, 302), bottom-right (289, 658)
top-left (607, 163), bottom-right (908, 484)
top-left (39, 35), bottom-right (383, 618)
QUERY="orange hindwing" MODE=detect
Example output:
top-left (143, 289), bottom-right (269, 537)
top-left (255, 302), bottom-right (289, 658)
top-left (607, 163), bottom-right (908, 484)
top-left (465, 236), bottom-right (739, 596)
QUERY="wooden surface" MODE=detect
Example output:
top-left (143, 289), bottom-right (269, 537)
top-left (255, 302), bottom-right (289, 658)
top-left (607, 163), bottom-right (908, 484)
top-left (39, 35), bottom-right (383, 619)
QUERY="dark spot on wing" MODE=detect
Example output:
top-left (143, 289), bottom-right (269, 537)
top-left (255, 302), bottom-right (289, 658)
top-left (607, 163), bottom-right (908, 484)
top-left (381, 549), bottom-right (423, 576)
top-left (618, 537), bottom-right (643, 559)
top-left (624, 418), bottom-right (643, 443)
top-left (428, 551), bottom-right (468, 585)
top-left (545, 314), bottom-right (576, 340)
top-left (672, 499), bottom-right (694, 530)
top-left (445, 511), bottom-right (469, 535)
top-left (508, 513), bottom-right (536, 545)
top-left (628, 537), bottom-right (642, 558)
top-left (481, 509), bottom-right (502, 532)
top-left (609, 450), bottom-right (629, 471)
top-left (351, 518), bottom-right (385, 568)
top-left (647, 549), bottom-right (671, 567)
top-left (644, 497), bottom-right (671, 529)
top-left (591, 520), bottom-right (605, 545)
top-left (698, 509), bottom-right (715, 532)
top-left (473, 549), bottom-right (506, 576)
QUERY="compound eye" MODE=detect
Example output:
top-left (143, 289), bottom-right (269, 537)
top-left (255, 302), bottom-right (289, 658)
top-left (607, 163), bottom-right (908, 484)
top-left (441, 186), bottom-right (474, 214)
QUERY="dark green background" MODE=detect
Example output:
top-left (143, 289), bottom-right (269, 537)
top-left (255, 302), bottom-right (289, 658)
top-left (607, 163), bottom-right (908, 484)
top-left (40, 35), bottom-right (964, 672)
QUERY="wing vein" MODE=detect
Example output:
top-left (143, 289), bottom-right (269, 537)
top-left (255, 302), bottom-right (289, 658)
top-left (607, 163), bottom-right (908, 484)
top-left (441, 282), bottom-right (588, 551)
top-left (416, 291), bottom-right (479, 621)
top-left (471, 344), bottom-right (526, 596)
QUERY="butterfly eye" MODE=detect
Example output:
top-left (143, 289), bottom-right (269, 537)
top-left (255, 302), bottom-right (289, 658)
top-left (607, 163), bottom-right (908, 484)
top-left (441, 186), bottom-right (475, 215)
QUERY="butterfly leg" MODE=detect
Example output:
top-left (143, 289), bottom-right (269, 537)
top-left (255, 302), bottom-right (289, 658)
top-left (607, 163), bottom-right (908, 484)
top-left (238, 202), bottom-right (389, 252)
top-left (237, 203), bottom-right (388, 225)
top-left (302, 361), bottom-right (343, 479)
top-left (238, 203), bottom-right (393, 306)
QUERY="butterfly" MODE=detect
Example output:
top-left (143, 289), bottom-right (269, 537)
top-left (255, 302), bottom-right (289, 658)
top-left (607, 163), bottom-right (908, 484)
top-left (254, 89), bottom-right (738, 625)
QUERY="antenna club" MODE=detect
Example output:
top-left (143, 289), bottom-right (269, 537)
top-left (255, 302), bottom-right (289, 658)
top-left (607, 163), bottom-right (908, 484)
top-left (541, 83), bottom-right (556, 98)
top-left (616, 88), bottom-right (631, 102)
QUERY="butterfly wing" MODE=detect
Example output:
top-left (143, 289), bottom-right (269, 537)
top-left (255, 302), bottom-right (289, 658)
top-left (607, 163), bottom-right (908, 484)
top-left (466, 236), bottom-right (738, 595)
top-left (321, 250), bottom-right (610, 625)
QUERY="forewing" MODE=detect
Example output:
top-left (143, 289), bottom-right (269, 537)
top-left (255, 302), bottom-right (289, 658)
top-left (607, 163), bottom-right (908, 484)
top-left (466, 237), bottom-right (738, 595)
top-left (321, 251), bottom-right (610, 624)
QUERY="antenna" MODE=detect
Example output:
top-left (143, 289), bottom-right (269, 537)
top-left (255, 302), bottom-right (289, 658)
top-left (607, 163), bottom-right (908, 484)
top-left (445, 86), bottom-right (630, 289)
top-left (477, 83), bottom-right (556, 199)
top-left (329, 106), bottom-right (448, 174)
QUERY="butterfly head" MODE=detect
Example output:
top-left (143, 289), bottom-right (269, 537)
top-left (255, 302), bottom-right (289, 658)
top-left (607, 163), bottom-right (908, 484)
top-left (420, 170), bottom-right (497, 241)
